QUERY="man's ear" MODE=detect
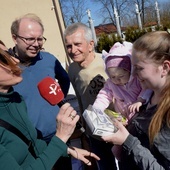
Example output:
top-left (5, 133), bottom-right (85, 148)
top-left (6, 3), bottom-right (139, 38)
top-left (12, 34), bottom-right (17, 44)
top-left (89, 40), bottom-right (94, 52)
top-left (162, 60), bottom-right (170, 76)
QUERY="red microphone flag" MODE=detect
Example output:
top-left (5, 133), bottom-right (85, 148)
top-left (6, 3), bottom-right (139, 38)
top-left (37, 77), bottom-right (64, 105)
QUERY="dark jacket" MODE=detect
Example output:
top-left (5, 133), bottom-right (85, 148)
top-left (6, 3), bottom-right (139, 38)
top-left (0, 88), bottom-right (67, 169)
top-left (120, 103), bottom-right (170, 170)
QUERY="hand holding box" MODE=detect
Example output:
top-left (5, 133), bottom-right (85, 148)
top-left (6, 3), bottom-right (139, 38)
top-left (83, 105), bottom-right (118, 136)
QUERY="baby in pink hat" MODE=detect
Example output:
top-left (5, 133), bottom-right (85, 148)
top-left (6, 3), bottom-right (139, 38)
top-left (93, 41), bottom-right (151, 120)
top-left (93, 41), bottom-right (152, 160)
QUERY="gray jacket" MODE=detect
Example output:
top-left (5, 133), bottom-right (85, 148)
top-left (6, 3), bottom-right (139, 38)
top-left (120, 104), bottom-right (170, 170)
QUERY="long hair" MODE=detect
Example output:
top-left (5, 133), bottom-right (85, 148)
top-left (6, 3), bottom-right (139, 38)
top-left (132, 31), bottom-right (170, 144)
top-left (149, 81), bottom-right (170, 142)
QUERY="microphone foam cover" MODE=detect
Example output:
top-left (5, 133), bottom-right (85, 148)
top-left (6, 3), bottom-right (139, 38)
top-left (37, 77), bottom-right (64, 105)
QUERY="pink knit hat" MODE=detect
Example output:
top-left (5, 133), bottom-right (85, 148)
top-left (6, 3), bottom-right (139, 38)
top-left (102, 41), bottom-right (132, 72)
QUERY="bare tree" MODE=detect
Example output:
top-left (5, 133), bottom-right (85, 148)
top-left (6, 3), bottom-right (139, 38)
top-left (59, 0), bottom-right (87, 26)
top-left (92, 0), bottom-right (156, 27)
top-left (60, 0), bottom-right (169, 28)
top-left (159, 1), bottom-right (170, 27)
top-left (92, 0), bottom-right (130, 26)
top-left (134, 0), bottom-right (154, 25)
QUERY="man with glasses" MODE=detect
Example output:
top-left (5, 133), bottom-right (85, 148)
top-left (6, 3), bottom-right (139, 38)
top-left (10, 13), bottom-right (71, 169)
top-left (10, 13), bottom-right (70, 143)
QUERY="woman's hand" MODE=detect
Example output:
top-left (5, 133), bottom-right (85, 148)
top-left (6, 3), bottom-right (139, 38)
top-left (102, 119), bottom-right (129, 145)
top-left (55, 103), bottom-right (80, 143)
top-left (67, 147), bottom-right (100, 166)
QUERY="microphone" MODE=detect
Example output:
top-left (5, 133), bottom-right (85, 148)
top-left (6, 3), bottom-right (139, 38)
top-left (37, 77), bottom-right (85, 133)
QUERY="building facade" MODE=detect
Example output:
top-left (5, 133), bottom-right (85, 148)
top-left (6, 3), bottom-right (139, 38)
top-left (0, 0), bottom-right (67, 64)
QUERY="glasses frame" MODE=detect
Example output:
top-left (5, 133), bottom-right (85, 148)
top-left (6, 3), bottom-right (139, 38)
top-left (15, 34), bottom-right (47, 45)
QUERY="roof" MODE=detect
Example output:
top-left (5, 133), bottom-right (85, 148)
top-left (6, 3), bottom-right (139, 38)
top-left (95, 23), bottom-right (126, 36)
top-left (144, 21), bottom-right (157, 27)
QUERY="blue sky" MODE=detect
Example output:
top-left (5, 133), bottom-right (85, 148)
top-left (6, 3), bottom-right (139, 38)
top-left (84, 0), bottom-right (169, 26)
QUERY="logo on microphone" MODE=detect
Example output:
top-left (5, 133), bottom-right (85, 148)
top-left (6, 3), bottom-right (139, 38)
top-left (37, 77), bottom-right (64, 105)
top-left (49, 83), bottom-right (61, 95)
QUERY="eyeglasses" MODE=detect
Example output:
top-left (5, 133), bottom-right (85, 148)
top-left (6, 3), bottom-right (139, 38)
top-left (15, 34), bottom-right (47, 45)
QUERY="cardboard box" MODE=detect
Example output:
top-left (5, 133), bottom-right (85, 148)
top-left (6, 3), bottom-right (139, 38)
top-left (83, 105), bottom-right (118, 136)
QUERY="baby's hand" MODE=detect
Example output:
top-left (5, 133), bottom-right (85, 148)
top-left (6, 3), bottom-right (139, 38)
top-left (128, 102), bottom-right (142, 113)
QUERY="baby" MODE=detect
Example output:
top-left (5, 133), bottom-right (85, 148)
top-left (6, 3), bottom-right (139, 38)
top-left (93, 41), bottom-right (151, 121)
top-left (93, 41), bottom-right (152, 160)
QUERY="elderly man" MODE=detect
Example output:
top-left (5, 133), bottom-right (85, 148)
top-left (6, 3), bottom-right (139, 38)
top-left (64, 22), bottom-right (117, 170)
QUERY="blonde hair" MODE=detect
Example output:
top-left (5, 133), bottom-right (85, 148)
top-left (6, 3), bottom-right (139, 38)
top-left (132, 31), bottom-right (170, 144)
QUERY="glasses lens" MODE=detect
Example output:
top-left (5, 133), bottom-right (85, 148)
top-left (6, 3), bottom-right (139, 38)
top-left (17, 35), bottom-right (47, 45)
top-left (27, 37), bottom-right (46, 45)
top-left (26, 38), bottom-right (36, 45)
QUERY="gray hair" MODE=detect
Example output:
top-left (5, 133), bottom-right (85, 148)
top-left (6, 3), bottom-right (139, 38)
top-left (11, 13), bottom-right (44, 35)
top-left (63, 22), bottom-right (93, 42)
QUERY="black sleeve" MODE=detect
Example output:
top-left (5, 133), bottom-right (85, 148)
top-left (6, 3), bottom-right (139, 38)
top-left (54, 59), bottom-right (70, 97)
